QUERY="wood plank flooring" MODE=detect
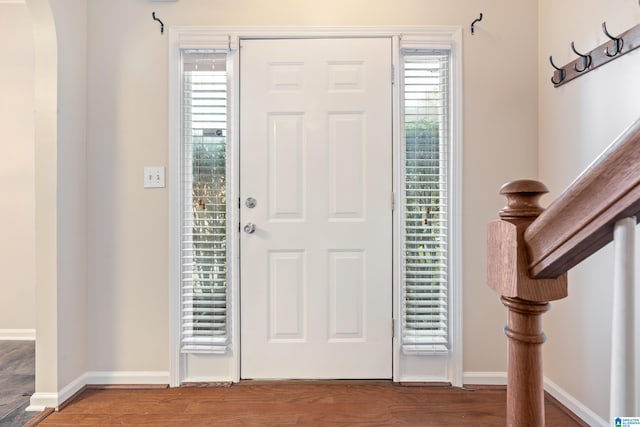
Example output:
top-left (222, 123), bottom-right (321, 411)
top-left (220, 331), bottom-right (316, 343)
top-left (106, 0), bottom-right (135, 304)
top-left (0, 340), bottom-right (38, 426)
top-left (36, 381), bottom-right (587, 426)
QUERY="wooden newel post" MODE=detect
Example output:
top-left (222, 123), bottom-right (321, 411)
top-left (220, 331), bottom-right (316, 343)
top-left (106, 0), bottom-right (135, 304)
top-left (487, 180), bottom-right (568, 427)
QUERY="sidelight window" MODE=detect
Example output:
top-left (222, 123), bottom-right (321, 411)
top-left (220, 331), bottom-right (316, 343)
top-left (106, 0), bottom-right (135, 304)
top-left (180, 50), bottom-right (230, 353)
top-left (400, 50), bottom-right (451, 354)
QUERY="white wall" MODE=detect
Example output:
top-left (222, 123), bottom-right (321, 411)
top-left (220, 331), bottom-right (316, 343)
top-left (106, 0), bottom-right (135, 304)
top-left (83, 0), bottom-right (539, 376)
top-left (50, 0), bottom-right (89, 389)
top-left (86, 1), bottom-right (171, 372)
top-left (27, 0), bottom-right (89, 401)
top-left (539, 0), bottom-right (640, 421)
top-left (0, 3), bottom-right (36, 337)
top-left (29, 0), bottom-right (60, 396)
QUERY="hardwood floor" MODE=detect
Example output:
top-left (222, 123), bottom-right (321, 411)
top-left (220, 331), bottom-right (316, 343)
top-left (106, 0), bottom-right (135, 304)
top-left (35, 381), bottom-right (587, 426)
top-left (0, 341), bottom-right (589, 426)
top-left (0, 341), bottom-right (38, 427)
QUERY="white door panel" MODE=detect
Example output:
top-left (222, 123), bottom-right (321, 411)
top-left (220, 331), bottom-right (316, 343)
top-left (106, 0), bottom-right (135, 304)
top-left (240, 38), bottom-right (392, 379)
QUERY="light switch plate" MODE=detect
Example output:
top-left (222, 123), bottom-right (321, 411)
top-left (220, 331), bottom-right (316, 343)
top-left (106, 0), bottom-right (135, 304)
top-left (144, 166), bottom-right (165, 188)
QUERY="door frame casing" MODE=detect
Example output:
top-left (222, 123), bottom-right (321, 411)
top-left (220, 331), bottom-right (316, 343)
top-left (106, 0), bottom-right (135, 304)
top-left (168, 26), bottom-right (463, 387)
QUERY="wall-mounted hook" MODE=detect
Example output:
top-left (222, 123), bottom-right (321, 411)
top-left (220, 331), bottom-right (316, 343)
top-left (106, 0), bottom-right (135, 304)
top-left (471, 13), bottom-right (483, 35)
top-left (570, 42), bottom-right (592, 72)
top-left (549, 56), bottom-right (566, 85)
top-left (152, 12), bottom-right (164, 35)
top-left (602, 22), bottom-right (624, 57)
top-left (549, 9), bottom-right (640, 87)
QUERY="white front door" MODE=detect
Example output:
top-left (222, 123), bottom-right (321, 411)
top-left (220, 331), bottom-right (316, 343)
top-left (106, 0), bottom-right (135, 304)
top-left (240, 38), bottom-right (392, 379)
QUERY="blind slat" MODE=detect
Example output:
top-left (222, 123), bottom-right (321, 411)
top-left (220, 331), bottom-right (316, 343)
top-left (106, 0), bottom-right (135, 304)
top-left (401, 51), bottom-right (450, 354)
top-left (180, 49), bottom-right (230, 353)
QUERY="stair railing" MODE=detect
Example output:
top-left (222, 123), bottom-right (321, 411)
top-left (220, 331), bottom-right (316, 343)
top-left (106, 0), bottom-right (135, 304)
top-left (487, 117), bottom-right (640, 426)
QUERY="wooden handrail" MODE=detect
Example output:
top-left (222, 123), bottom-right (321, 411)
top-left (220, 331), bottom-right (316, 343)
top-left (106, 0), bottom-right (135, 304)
top-left (487, 117), bottom-right (640, 425)
top-left (525, 117), bottom-right (640, 279)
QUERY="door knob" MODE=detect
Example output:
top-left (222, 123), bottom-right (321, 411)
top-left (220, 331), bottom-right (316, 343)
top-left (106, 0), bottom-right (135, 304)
top-left (245, 197), bottom-right (257, 208)
top-left (243, 222), bottom-right (256, 234)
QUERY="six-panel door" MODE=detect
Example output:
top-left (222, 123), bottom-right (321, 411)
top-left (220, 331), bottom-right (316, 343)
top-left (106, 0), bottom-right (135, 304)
top-left (240, 38), bottom-right (393, 379)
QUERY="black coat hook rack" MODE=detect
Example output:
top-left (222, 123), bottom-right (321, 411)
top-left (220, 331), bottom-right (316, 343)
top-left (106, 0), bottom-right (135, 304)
top-left (550, 19), bottom-right (640, 87)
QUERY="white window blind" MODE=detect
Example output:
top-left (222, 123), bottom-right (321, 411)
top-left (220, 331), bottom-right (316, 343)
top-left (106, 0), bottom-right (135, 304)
top-left (180, 50), bottom-right (229, 353)
top-left (401, 50), bottom-right (450, 354)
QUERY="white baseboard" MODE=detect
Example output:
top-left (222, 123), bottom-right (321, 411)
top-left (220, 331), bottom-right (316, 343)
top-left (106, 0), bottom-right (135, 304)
top-left (27, 371), bottom-right (170, 412)
top-left (544, 377), bottom-right (608, 427)
top-left (85, 370), bottom-right (170, 385)
top-left (27, 372), bottom-right (88, 412)
top-left (0, 328), bottom-right (36, 340)
top-left (463, 372), bottom-right (607, 426)
top-left (181, 375), bottom-right (236, 384)
top-left (26, 393), bottom-right (59, 412)
top-left (463, 371), bottom-right (507, 385)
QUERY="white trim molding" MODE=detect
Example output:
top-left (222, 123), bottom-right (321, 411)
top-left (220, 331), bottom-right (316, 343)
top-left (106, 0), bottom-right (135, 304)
top-left (27, 392), bottom-right (59, 412)
top-left (27, 371), bottom-right (170, 412)
top-left (85, 371), bottom-right (170, 386)
top-left (463, 371), bottom-right (507, 386)
top-left (169, 25), bottom-right (463, 387)
top-left (462, 372), bottom-right (607, 426)
top-left (544, 377), bottom-right (608, 427)
top-left (0, 328), bottom-right (36, 340)
top-left (392, 25), bottom-right (464, 386)
top-left (27, 373), bottom-right (87, 412)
